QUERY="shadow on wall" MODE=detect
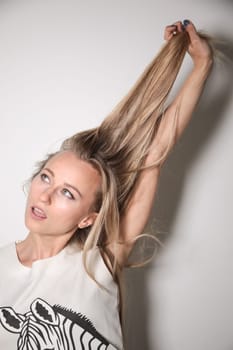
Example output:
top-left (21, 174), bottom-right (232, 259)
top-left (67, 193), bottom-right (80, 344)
top-left (123, 34), bottom-right (233, 350)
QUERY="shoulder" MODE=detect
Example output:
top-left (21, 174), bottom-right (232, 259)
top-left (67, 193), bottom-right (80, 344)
top-left (60, 242), bottom-right (117, 288)
top-left (78, 246), bottom-right (117, 287)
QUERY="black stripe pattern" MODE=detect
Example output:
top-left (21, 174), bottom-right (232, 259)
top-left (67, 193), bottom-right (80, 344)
top-left (0, 298), bottom-right (116, 349)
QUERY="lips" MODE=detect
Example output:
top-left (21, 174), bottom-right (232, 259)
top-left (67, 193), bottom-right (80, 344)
top-left (31, 206), bottom-right (47, 219)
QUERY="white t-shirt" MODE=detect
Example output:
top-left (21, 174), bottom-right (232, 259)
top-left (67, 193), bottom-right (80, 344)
top-left (0, 242), bottom-right (123, 349)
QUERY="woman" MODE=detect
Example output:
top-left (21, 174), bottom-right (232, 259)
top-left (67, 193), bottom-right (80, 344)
top-left (0, 20), bottom-right (213, 349)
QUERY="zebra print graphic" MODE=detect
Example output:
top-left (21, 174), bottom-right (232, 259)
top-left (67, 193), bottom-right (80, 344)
top-left (0, 298), bottom-right (117, 349)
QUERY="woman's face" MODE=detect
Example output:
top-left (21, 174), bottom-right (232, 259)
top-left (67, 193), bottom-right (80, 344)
top-left (25, 151), bottom-right (101, 238)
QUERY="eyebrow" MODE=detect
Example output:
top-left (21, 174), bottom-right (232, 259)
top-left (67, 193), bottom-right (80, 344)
top-left (43, 167), bottom-right (83, 198)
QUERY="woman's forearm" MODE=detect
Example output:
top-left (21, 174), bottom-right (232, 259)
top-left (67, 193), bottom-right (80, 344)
top-left (147, 22), bottom-right (214, 166)
top-left (170, 59), bottom-right (213, 140)
top-left (149, 58), bottom-right (213, 163)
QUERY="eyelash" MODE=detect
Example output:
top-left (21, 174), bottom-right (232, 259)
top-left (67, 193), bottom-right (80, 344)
top-left (40, 173), bottom-right (49, 183)
top-left (40, 172), bottom-right (75, 200)
top-left (61, 189), bottom-right (75, 200)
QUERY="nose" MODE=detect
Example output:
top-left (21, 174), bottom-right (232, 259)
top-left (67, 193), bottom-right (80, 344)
top-left (39, 187), bottom-right (54, 204)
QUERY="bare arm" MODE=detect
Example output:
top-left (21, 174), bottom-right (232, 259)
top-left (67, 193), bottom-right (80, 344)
top-left (149, 21), bottom-right (213, 163)
top-left (117, 21), bottom-right (213, 265)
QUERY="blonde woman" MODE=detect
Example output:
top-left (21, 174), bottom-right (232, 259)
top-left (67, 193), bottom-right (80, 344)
top-left (0, 20), bottom-right (213, 349)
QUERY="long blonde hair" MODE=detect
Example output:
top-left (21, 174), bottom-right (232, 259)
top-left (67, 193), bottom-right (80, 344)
top-left (33, 30), bottom-right (212, 284)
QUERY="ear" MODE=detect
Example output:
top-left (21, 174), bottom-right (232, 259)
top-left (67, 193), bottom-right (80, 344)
top-left (78, 212), bottom-right (98, 229)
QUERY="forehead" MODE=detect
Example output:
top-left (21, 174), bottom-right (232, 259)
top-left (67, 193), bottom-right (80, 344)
top-left (45, 151), bottom-right (101, 194)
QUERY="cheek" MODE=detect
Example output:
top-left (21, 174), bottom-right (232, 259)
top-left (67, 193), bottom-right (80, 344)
top-left (52, 200), bottom-right (84, 222)
top-left (54, 194), bottom-right (91, 215)
top-left (53, 210), bottom-right (81, 232)
top-left (53, 197), bottom-right (80, 212)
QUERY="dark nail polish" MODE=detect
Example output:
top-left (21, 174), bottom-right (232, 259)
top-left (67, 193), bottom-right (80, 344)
top-left (183, 19), bottom-right (190, 28)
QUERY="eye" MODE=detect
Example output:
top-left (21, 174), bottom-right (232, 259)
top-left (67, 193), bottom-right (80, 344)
top-left (62, 188), bottom-right (75, 200)
top-left (40, 173), bottom-right (50, 183)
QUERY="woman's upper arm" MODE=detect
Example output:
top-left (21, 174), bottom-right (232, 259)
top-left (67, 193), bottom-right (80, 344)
top-left (119, 165), bottom-right (161, 248)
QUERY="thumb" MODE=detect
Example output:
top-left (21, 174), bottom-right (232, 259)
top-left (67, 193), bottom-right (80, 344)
top-left (184, 20), bottom-right (199, 42)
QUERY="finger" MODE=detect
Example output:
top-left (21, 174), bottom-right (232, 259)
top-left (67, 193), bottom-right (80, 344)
top-left (172, 21), bottom-right (183, 33)
top-left (183, 20), bottom-right (199, 42)
top-left (164, 21), bottom-right (183, 41)
top-left (164, 25), bottom-right (177, 41)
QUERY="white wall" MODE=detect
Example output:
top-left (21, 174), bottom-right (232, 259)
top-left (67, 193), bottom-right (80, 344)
top-left (0, 1), bottom-right (232, 349)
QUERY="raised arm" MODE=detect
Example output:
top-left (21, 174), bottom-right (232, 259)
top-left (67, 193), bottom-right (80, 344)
top-left (148, 20), bottom-right (213, 164)
top-left (118, 21), bottom-right (213, 265)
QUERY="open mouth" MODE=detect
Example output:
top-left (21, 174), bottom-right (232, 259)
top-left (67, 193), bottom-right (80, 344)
top-left (31, 206), bottom-right (47, 219)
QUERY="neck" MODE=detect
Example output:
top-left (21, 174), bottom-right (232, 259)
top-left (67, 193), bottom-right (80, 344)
top-left (16, 232), bottom-right (73, 267)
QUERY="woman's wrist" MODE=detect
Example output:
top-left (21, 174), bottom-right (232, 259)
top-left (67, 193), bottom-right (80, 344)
top-left (193, 55), bottom-right (213, 71)
top-left (192, 57), bottom-right (213, 77)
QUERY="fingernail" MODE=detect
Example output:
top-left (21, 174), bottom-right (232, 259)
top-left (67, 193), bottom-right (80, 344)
top-left (183, 19), bottom-right (190, 28)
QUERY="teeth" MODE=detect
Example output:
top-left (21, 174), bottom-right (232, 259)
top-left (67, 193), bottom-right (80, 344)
top-left (33, 207), bottom-right (46, 218)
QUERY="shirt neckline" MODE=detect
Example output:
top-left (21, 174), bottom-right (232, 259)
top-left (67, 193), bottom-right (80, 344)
top-left (13, 241), bottom-right (69, 270)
